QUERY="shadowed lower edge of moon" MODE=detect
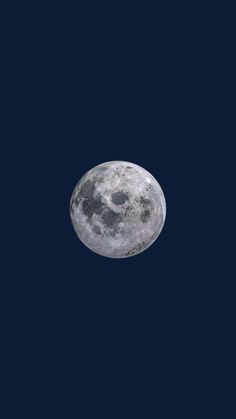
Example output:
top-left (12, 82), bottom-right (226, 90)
top-left (71, 223), bottom-right (165, 258)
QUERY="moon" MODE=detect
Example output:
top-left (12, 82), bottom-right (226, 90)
top-left (70, 161), bottom-right (166, 258)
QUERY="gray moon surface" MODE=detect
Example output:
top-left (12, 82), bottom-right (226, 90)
top-left (70, 161), bottom-right (166, 258)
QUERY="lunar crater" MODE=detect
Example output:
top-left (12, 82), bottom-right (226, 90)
top-left (140, 196), bottom-right (151, 206)
top-left (101, 208), bottom-right (122, 235)
top-left (79, 180), bottom-right (95, 198)
top-left (82, 195), bottom-right (104, 219)
top-left (111, 191), bottom-right (129, 205)
top-left (140, 209), bottom-right (151, 223)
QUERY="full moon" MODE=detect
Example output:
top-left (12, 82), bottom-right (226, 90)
top-left (70, 161), bottom-right (166, 258)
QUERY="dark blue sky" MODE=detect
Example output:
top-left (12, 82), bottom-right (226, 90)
top-left (3, 2), bottom-right (231, 417)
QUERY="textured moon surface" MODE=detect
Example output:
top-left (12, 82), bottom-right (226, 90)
top-left (70, 161), bottom-right (166, 258)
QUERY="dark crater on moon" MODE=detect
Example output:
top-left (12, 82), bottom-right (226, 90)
top-left (79, 178), bottom-right (122, 236)
top-left (124, 205), bottom-right (135, 218)
top-left (79, 180), bottom-right (95, 198)
top-left (139, 196), bottom-right (151, 206)
top-left (101, 208), bottom-right (122, 235)
top-left (140, 209), bottom-right (151, 223)
top-left (139, 195), bottom-right (152, 223)
top-left (111, 191), bottom-right (129, 205)
top-left (92, 225), bottom-right (101, 235)
top-left (80, 179), bottom-right (105, 220)
top-left (82, 196), bottom-right (104, 219)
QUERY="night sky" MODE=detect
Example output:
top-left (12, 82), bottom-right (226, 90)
top-left (3, 3), bottom-right (230, 417)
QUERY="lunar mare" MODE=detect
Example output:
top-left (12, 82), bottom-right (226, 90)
top-left (70, 161), bottom-right (166, 258)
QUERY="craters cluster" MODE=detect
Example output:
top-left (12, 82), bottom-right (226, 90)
top-left (82, 193), bottom-right (103, 220)
top-left (73, 177), bottom-right (123, 237)
top-left (141, 209), bottom-right (151, 223)
top-left (138, 195), bottom-right (152, 223)
top-left (101, 208), bottom-right (122, 235)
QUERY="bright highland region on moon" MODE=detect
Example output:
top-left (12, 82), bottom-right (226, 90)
top-left (70, 161), bottom-right (166, 258)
